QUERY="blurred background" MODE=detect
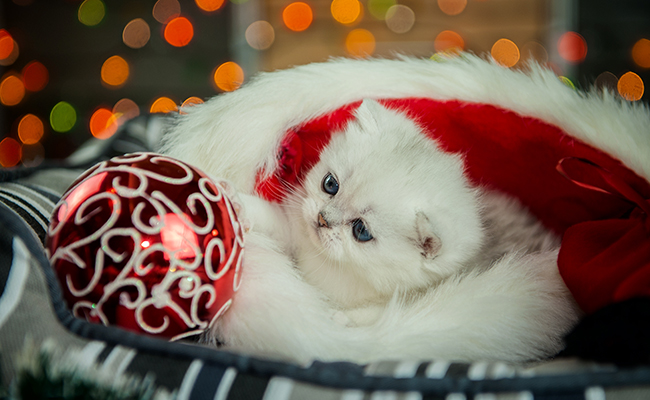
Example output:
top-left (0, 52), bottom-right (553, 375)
top-left (0, 0), bottom-right (648, 168)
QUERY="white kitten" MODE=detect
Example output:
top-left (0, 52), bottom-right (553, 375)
top-left (285, 99), bottom-right (483, 316)
top-left (201, 100), bottom-right (581, 364)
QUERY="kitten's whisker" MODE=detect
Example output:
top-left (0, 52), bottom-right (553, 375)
top-left (299, 246), bottom-right (328, 262)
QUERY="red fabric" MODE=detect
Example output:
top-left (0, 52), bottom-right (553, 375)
top-left (557, 158), bottom-right (650, 314)
top-left (255, 98), bottom-right (650, 313)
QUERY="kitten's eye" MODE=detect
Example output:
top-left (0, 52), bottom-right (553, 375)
top-left (322, 173), bottom-right (339, 195)
top-left (352, 219), bottom-right (373, 242)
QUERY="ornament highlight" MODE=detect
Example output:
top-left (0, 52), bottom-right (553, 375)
top-left (47, 153), bottom-right (244, 341)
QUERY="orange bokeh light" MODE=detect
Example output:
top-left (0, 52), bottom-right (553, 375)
top-left (618, 71), bottom-right (644, 101)
top-left (0, 75), bottom-right (25, 106)
top-left (101, 55), bottom-right (129, 87)
top-left (491, 38), bottom-right (520, 67)
top-left (22, 61), bottom-right (49, 92)
top-left (282, 2), bottom-right (313, 32)
top-left (632, 38), bottom-right (650, 69)
top-left (213, 62), bottom-right (244, 92)
top-left (345, 29), bottom-right (376, 57)
top-left (164, 16), bottom-right (194, 47)
top-left (438, 0), bottom-right (467, 16)
top-left (0, 29), bottom-right (14, 60)
top-left (195, 0), bottom-right (225, 12)
top-left (557, 31), bottom-right (587, 64)
top-left (182, 96), bottom-right (204, 108)
top-left (18, 114), bottom-right (44, 145)
top-left (331, 0), bottom-right (361, 25)
top-left (0, 137), bottom-right (22, 168)
top-left (150, 97), bottom-right (178, 114)
top-left (90, 108), bottom-right (119, 139)
top-left (434, 30), bottom-right (464, 53)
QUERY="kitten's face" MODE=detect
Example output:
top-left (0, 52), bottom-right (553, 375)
top-left (287, 100), bottom-right (484, 297)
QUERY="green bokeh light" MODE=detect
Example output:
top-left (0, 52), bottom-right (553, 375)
top-left (78, 0), bottom-right (106, 27)
top-left (50, 101), bottom-right (77, 133)
top-left (559, 76), bottom-right (576, 90)
top-left (368, 0), bottom-right (397, 20)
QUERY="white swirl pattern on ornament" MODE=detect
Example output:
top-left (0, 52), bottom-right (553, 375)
top-left (47, 153), bottom-right (244, 340)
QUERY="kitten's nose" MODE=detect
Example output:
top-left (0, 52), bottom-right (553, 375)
top-left (317, 212), bottom-right (329, 228)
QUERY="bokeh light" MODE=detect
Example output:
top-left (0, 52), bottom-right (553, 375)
top-left (557, 31), bottom-right (587, 64)
top-left (113, 98), bottom-right (140, 121)
top-left (150, 97), bottom-right (178, 113)
top-left (195, 0), bottom-right (225, 12)
top-left (22, 61), bottom-right (49, 92)
top-left (180, 96), bottom-right (204, 113)
top-left (101, 55), bottom-right (129, 87)
top-left (0, 39), bottom-right (19, 67)
top-left (78, 0), bottom-right (106, 27)
top-left (164, 17), bottom-right (194, 47)
top-left (50, 101), bottom-right (77, 133)
top-left (0, 30), bottom-right (18, 67)
top-left (282, 2), bottom-right (313, 32)
top-left (559, 76), bottom-right (575, 90)
top-left (18, 114), bottom-right (44, 145)
top-left (0, 138), bottom-right (21, 168)
top-left (632, 38), bottom-right (650, 69)
top-left (153, 0), bottom-right (181, 24)
top-left (245, 21), bottom-right (275, 50)
top-left (213, 61), bottom-right (244, 92)
top-left (385, 5), bottom-right (415, 34)
top-left (491, 38), bottom-right (520, 67)
top-left (521, 41), bottom-right (548, 63)
top-left (123, 18), bottom-right (151, 49)
top-left (438, 0), bottom-right (467, 16)
top-left (345, 29), bottom-right (376, 57)
top-left (595, 71), bottom-right (618, 93)
top-left (0, 30), bottom-right (14, 60)
top-left (89, 108), bottom-right (119, 139)
top-left (617, 71), bottom-right (644, 101)
top-left (0, 75), bottom-right (25, 106)
top-left (368, 0), bottom-right (396, 20)
top-left (434, 30), bottom-right (464, 53)
top-left (331, 0), bottom-right (362, 25)
top-left (182, 96), bottom-right (204, 108)
top-left (21, 143), bottom-right (44, 168)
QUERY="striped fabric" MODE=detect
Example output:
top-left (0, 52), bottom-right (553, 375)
top-left (0, 182), bottom-right (58, 244)
top-left (1, 117), bottom-right (650, 399)
top-left (38, 343), bottom-right (648, 400)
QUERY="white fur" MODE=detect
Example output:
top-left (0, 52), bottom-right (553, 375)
top-left (211, 231), bottom-right (577, 364)
top-left (157, 55), bottom-right (650, 364)
top-left (196, 100), bottom-right (580, 364)
top-left (161, 54), bottom-right (650, 192)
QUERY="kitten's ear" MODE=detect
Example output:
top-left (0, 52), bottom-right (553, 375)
top-left (415, 212), bottom-right (442, 260)
top-left (353, 99), bottom-right (384, 133)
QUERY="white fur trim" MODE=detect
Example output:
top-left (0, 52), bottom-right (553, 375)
top-left (162, 54), bottom-right (650, 192)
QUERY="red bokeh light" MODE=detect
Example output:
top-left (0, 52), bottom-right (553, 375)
top-left (558, 31), bottom-right (587, 64)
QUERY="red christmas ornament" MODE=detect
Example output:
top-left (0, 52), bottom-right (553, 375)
top-left (46, 153), bottom-right (244, 340)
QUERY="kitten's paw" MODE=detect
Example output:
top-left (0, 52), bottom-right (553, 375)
top-left (216, 178), bottom-right (251, 233)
